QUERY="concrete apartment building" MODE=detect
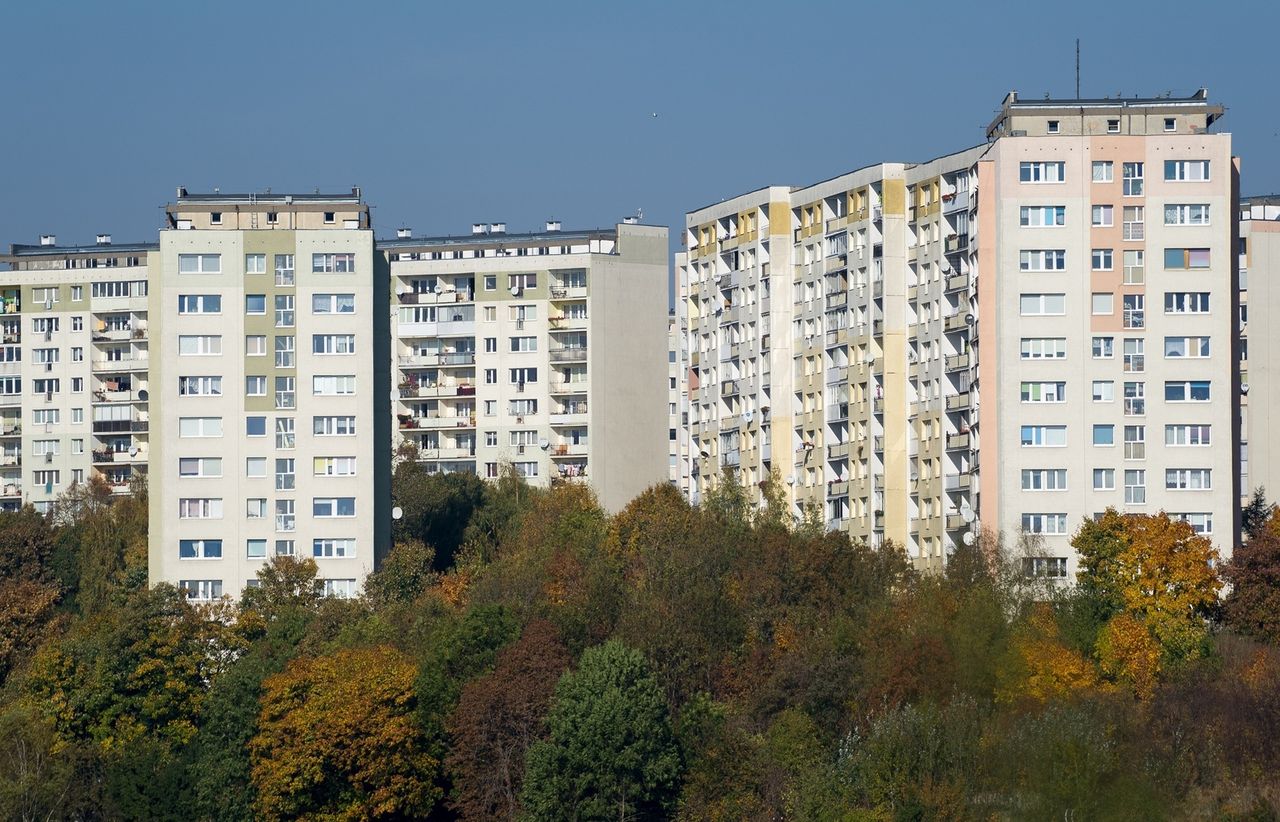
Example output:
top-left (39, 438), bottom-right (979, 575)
top-left (681, 89), bottom-right (1240, 574)
top-left (381, 220), bottom-right (668, 513)
top-left (0, 237), bottom-right (153, 513)
top-left (668, 302), bottom-right (692, 489)
top-left (1240, 195), bottom-right (1280, 504)
top-left (148, 189), bottom-right (390, 601)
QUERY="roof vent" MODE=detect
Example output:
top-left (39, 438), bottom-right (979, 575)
top-left (546, 220), bottom-right (562, 232)
top-left (490, 222), bottom-right (507, 234)
top-left (472, 223), bottom-right (489, 235)
top-left (397, 228), bottom-right (412, 239)
top-left (622, 216), bottom-right (640, 225)
top-left (39, 234), bottom-right (56, 246)
top-left (96, 234), bottom-right (112, 245)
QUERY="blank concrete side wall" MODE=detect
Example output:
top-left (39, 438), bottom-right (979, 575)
top-left (590, 224), bottom-right (669, 511)
top-left (1246, 221), bottom-right (1280, 505)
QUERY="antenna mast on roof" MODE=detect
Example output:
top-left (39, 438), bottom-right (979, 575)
top-left (1075, 39), bottom-right (1081, 99)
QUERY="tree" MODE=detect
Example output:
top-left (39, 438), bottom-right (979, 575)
top-left (445, 619), bottom-right (570, 820)
top-left (1096, 612), bottom-right (1161, 700)
top-left (239, 556), bottom-right (320, 623)
top-left (1242, 487), bottom-right (1272, 541)
top-left (999, 604), bottom-right (1100, 703)
top-left (0, 579), bottom-right (60, 685)
top-left (392, 462), bottom-right (487, 570)
top-left (251, 645), bottom-right (440, 820)
top-left (1223, 511), bottom-right (1280, 644)
top-left (521, 641), bottom-right (682, 821)
top-left (0, 703), bottom-right (83, 822)
top-left (364, 539), bottom-right (437, 609)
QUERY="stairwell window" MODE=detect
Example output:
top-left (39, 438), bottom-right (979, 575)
top-left (1165, 204), bottom-right (1210, 225)
top-left (1019, 250), bottom-right (1066, 271)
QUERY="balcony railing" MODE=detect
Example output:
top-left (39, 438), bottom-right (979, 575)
top-left (549, 347), bottom-right (588, 363)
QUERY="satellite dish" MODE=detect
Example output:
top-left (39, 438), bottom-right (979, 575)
top-left (960, 500), bottom-right (975, 523)
top-left (129, 447), bottom-right (139, 457)
top-left (392, 506), bottom-right (403, 521)
top-left (539, 438), bottom-right (550, 450)
top-left (137, 389), bottom-right (148, 402)
top-left (786, 475), bottom-right (796, 485)
top-left (510, 286), bottom-right (521, 296)
top-left (964, 314), bottom-right (975, 326)
top-left (1241, 383), bottom-right (1250, 395)
top-left (962, 531), bottom-right (976, 546)
top-left (433, 284), bottom-right (443, 294)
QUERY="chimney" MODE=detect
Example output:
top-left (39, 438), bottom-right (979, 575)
top-left (39, 234), bottom-right (56, 246)
top-left (471, 223), bottom-right (489, 235)
top-left (96, 234), bottom-right (112, 245)
top-left (396, 228), bottom-right (411, 239)
top-left (545, 220), bottom-right (562, 232)
top-left (490, 222), bottom-right (507, 234)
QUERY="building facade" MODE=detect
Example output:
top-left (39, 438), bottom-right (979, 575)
top-left (147, 189), bottom-right (389, 601)
top-left (1240, 196), bottom-right (1280, 504)
top-left (382, 220), bottom-right (669, 513)
top-left (681, 90), bottom-right (1240, 573)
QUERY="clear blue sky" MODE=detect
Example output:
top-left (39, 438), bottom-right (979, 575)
top-left (1, 0), bottom-right (1277, 254)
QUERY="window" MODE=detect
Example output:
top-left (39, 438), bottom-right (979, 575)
top-left (32, 409), bottom-right (59, 426)
top-left (1165, 336), bottom-right (1210, 358)
top-left (312, 334), bottom-right (355, 355)
top-left (275, 336), bottom-right (295, 368)
top-left (179, 417), bottom-right (223, 437)
top-left (485, 431), bottom-right (498, 447)
top-left (1091, 249), bottom-right (1113, 271)
top-left (275, 540), bottom-right (295, 557)
top-left (1093, 468), bottom-right (1115, 490)
top-left (245, 254), bottom-right (266, 274)
top-left (510, 336), bottom-right (538, 352)
top-left (1092, 161), bottom-right (1114, 183)
top-left (1123, 425), bottom-right (1146, 460)
top-left (1092, 337), bottom-right (1114, 359)
top-left (314, 456), bottom-right (356, 476)
top-left (1167, 468), bottom-right (1211, 490)
top-left (323, 211), bottom-right (335, 224)
top-left (246, 294), bottom-right (266, 314)
top-left (313, 497), bottom-right (356, 517)
top-left (275, 377), bottom-right (296, 409)
top-left (71, 286), bottom-right (83, 301)
top-left (276, 417), bottom-right (295, 449)
top-left (313, 538), bottom-right (356, 558)
top-left (247, 539), bottom-right (267, 559)
top-left (1024, 557), bottom-right (1069, 579)
top-left (178, 376), bottom-right (222, 396)
top-left (484, 275), bottom-right (497, 291)
top-left (178, 335), bottom-right (222, 355)
top-left (33, 378), bottom-right (59, 396)
top-left (314, 416), bottom-right (356, 436)
top-left (180, 580), bottom-right (223, 601)
top-left (275, 295), bottom-right (295, 327)
top-left (1019, 250), bottom-right (1066, 271)
top-left (1165, 381), bottom-right (1211, 402)
top-left (1122, 206), bottom-right (1144, 240)
top-left (1093, 425), bottom-right (1115, 446)
top-left (178, 498), bottom-right (223, 519)
top-left (275, 254), bottom-right (295, 286)
top-left (509, 367), bottom-right (538, 385)
top-left (1019, 293), bottom-right (1065, 315)
top-left (1166, 424), bottom-right (1211, 446)
top-left (1124, 470), bottom-right (1146, 504)
top-left (1174, 513), bottom-right (1213, 535)
top-left (1091, 293), bottom-right (1114, 315)
top-left (246, 416), bottom-right (267, 436)
top-left (1022, 513), bottom-right (1068, 535)
top-left (312, 253), bottom-right (356, 273)
top-left (1021, 469), bottom-right (1067, 490)
top-left (276, 499), bottom-right (295, 531)
top-left (1122, 295), bottom-right (1144, 329)
top-left (1122, 162), bottom-right (1143, 196)
top-left (1091, 381), bottom-right (1114, 402)
top-left (276, 459), bottom-right (296, 491)
top-left (1020, 206), bottom-right (1066, 227)
top-left (313, 375), bottom-right (356, 395)
top-left (1123, 381), bottom-right (1145, 416)
top-left (1047, 119), bottom-right (1060, 134)
top-left (177, 294), bottom-right (221, 314)
top-left (1164, 292), bottom-right (1210, 314)
top-left (318, 579), bottom-right (357, 598)
top-left (1165, 204), bottom-right (1210, 225)
top-left (1164, 118), bottom-right (1176, 132)
top-left (508, 272), bottom-right (536, 291)
top-left (1020, 382), bottom-right (1066, 403)
top-left (1091, 205), bottom-right (1113, 227)
top-left (246, 457), bottom-right (267, 478)
top-left (1164, 160), bottom-right (1210, 182)
top-left (179, 538), bottom-right (222, 559)
top-left (1019, 162), bottom-right (1065, 183)
top-left (514, 461), bottom-right (539, 478)
top-left (312, 293), bottom-right (355, 314)
top-left (1164, 248), bottom-right (1211, 270)
top-left (484, 400), bottom-right (496, 417)
top-left (178, 254), bottom-right (221, 274)
top-left (209, 212), bottom-right (222, 225)
top-left (510, 398), bottom-right (537, 416)
top-left (484, 369), bottom-right (497, 385)
top-left (483, 307), bottom-right (496, 322)
top-left (1020, 338), bottom-right (1067, 359)
top-left (1021, 425), bottom-right (1067, 447)
top-left (1122, 250), bottom-right (1144, 285)
top-left (245, 376), bottom-right (266, 396)
top-left (246, 335), bottom-right (266, 356)
top-left (247, 499), bottom-right (267, 519)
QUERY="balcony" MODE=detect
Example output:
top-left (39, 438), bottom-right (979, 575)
top-left (0, 454), bottom-right (19, 467)
top-left (946, 432), bottom-right (970, 450)
top-left (824, 290), bottom-right (847, 309)
top-left (398, 290), bottom-right (472, 304)
top-left (550, 347), bottom-right (588, 364)
top-left (944, 353), bottom-right (970, 372)
top-left (549, 314), bottom-right (588, 330)
top-left (944, 313), bottom-right (969, 332)
top-left (0, 424), bottom-right (19, 437)
top-left (824, 254), bottom-right (848, 274)
top-left (550, 379), bottom-right (588, 394)
top-left (419, 447), bottom-right (477, 460)
top-left (945, 392), bottom-right (971, 411)
top-left (549, 285), bottom-right (588, 300)
top-left (91, 357), bottom-right (147, 373)
top-left (92, 325), bottom-right (143, 342)
top-left (399, 414), bottom-right (476, 430)
top-left (942, 190), bottom-right (970, 214)
top-left (1, 483), bottom-right (22, 498)
top-left (92, 418), bottom-right (148, 434)
top-left (828, 480), bottom-right (849, 497)
top-left (827, 442), bottom-right (850, 459)
top-left (945, 273), bottom-right (970, 293)
top-left (400, 382), bottom-right (476, 399)
top-left (944, 474), bottom-right (971, 491)
top-left (945, 513), bottom-right (967, 530)
top-left (552, 442), bottom-right (590, 458)
top-left (944, 235), bottom-right (968, 254)
top-left (92, 389), bottom-right (145, 404)
top-left (550, 406), bottom-right (588, 425)
top-left (872, 397), bottom-right (884, 414)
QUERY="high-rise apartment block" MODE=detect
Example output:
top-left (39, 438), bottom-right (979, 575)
top-left (1240, 195), bottom-right (1280, 503)
top-left (382, 221), bottom-right (668, 513)
top-left (680, 89), bottom-right (1240, 573)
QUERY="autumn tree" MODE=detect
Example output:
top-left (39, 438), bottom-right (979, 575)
top-left (521, 641), bottom-right (681, 820)
top-left (251, 645), bottom-right (440, 820)
top-left (1223, 511), bottom-right (1280, 644)
top-left (364, 539), bottom-right (437, 609)
top-left (392, 463), bottom-right (487, 570)
top-left (445, 619), bottom-right (570, 820)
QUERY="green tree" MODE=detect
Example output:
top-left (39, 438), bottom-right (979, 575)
top-left (521, 640), bottom-right (681, 821)
top-left (1223, 511), bottom-right (1280, 644)
top-left (1242, 487), bottom-right (1272, 541)
top-left (251, 645), bottom-right (440, 820)
top-left (392, 461), bottom-right (487, 570)
top-left (364, 539), bottom-right (437, 609)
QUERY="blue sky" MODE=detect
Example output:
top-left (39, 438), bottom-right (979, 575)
top-left (1, 0), bottom-right (1276, 255)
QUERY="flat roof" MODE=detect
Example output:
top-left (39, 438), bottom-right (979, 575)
top-left (6, 241), bottom-right (158, 257)
top-left (376, 225), bottom-right (652, 250)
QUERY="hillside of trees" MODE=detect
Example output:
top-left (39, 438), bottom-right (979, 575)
top-left (3, 468), bottom-right (1280, 820)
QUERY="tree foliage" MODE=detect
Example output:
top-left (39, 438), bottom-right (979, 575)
top-left (1224, 509), bottom-right (1280, 644)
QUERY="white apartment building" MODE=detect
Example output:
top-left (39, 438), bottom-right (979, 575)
top-left (682, 89), bottom-right (1240, 573)
top-left (383, 220), bottom-right (668, 512)
top-left (0, 237), bottom-right (153, 513)
top-left (148, 189), bottom-right (389, 602)
top-left (1240, 195), bottom-right (1280, 504)
top-left (668, 303), bottom-right (691, 489)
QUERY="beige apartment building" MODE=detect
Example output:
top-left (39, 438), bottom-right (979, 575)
top-left (382, 220), bottom-right (668, 512)
top-left (0, 237), bottom-right (153, 513)
top-left (1240, 195), bottom-right (1280, 504)
top-left (681, 89), bottom-right (1240, 573)
top-left (148, 189), bottom-right (389, 601)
